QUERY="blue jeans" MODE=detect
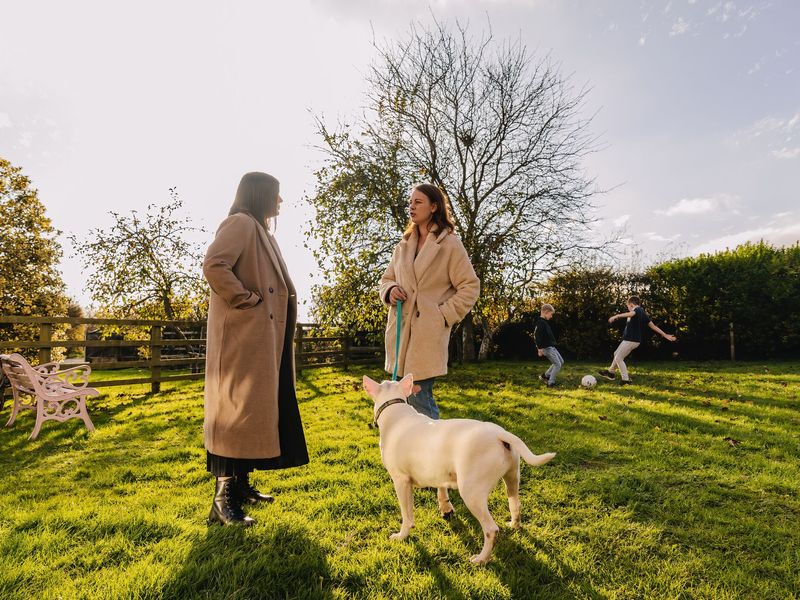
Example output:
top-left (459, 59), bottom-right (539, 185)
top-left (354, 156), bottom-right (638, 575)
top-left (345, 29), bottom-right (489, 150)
top-left (541, 347), bottom-right (564, 384)
top-left (407, 377), bottom-right (439, 419)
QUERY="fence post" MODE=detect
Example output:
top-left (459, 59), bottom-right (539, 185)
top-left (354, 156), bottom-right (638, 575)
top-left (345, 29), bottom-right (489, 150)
top-left (343, 335), bottom-right (351, 370)
top-left (195, 323), bottom-right (206, 374)
top-left (38, 323), bottom-right (53, 365)
top-left (295, 324), bottom-right (304, 371)
top-left (151, 325), bottom-right (162, 393)
top-left (729, 322), bottom-right (736, 361)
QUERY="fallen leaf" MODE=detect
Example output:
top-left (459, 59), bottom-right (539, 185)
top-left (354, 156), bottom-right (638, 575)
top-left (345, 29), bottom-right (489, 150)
top-left (599, 415), bottom-right (608, 421)
top-left (723, 437), bottom-right (740, 447)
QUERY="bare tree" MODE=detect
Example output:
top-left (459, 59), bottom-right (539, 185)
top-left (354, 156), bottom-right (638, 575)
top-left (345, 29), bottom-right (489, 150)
top-left (309, 19), bottom-right (607, 359)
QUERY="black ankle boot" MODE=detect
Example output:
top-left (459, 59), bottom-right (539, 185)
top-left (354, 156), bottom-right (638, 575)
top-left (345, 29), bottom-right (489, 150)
top-left (208, 476), bottom-right (256, 526)
top-left (236, 473), bottom-right (275, 505)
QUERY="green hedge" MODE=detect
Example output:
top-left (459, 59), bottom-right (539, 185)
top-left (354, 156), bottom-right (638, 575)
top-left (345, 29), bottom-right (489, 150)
top-left (492, 242), bottom-right (800, 361)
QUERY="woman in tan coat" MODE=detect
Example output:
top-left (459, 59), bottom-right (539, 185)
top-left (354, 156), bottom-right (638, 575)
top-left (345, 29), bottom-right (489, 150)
top-left (203, 172), bottom-right (308, 526)
top-left (379, 184), bottom-right (480, 419)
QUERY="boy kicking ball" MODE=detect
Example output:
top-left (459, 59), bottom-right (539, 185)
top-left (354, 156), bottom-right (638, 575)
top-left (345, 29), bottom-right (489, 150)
top-left (535, 304), bottom-right (564, 388)
top-left (599, 296), bottom-right (676, 385)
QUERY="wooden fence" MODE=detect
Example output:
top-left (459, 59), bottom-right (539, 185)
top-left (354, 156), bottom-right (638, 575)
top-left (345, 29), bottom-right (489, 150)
top-left (0, 316), bottom-right (383, 393)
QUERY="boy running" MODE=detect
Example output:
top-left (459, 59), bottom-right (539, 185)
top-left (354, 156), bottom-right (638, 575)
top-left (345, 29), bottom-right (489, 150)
top-left (599, 296), bottom-right (676, 384)
top-left (535, 304), bottom-right (564, 388)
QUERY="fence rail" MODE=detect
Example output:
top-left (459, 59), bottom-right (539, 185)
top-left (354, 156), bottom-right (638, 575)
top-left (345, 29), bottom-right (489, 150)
top-left (0, 316), bottom-right (383, 393)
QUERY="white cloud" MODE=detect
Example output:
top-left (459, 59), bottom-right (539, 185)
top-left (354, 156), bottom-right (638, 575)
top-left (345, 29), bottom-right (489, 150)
top-left (747, 60), bottom-right (762, 75)
top-left (772, 147), bottom-right (800, 159)
top-left (733, 112), bottom-right (800, 158)
top-left (0, 112), bottom-right (11, 128)
top-left (746, 116), bottom-right (785, 137)
top-left (670, 17), bottom-right (690, 36)
top-left (656, 194), bottom-right (739, 216)
top-left (619, 237), bottom-right (635, 245)
top-left (693, 220), bottom-right (800, 254)
top-left (646, 232), bottom-right (681, 242)
top-left (613, 214), bottom-right (630, 227)
top-left (639, 35), bottom-right (646, 46)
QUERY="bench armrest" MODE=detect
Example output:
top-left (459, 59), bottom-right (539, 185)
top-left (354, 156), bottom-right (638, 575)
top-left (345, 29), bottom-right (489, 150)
top-left (43, 365), bottom-right (92, 389)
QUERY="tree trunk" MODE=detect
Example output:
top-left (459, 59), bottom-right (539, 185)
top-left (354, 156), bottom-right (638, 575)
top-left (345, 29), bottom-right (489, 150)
top-left (461, 313), bottom-right (477, 362)
top-left (477, 315), bottom-right (497, 361)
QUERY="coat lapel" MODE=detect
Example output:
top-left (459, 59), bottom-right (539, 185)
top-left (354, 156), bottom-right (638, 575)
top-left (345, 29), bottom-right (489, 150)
top-left (266, 231), bottom-right (296, 297)
top-left (413, 228), bottom-right (447, 282)
top-left (399, 228), bottom-right (418, 286)
top-left (249, 215), bottom-right (288, 291)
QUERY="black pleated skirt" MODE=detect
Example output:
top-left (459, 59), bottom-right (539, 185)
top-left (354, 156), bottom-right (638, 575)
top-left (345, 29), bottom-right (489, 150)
top-left (206, 302), bottom-right (309, 477)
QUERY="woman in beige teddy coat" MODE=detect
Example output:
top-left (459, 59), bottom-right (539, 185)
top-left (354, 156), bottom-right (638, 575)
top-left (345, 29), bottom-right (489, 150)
top-left (379, 184), bottom-right (480, 419)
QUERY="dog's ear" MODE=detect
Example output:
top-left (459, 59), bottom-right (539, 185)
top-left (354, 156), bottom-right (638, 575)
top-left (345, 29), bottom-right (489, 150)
top-left (362, 375), bottom-right (380, 398)
top-left (398, 373), bottom-right (414, 397)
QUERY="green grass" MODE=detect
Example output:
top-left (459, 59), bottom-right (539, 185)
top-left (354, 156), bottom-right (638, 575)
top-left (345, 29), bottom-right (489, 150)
top-left (1, 360), bottom-right (799, 599)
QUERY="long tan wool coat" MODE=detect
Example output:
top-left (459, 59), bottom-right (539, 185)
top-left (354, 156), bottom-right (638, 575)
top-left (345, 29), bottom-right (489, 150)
top-left (379, 227), bottom-right (480, 381)
top-left (203, 212), bottom-right (297, 459)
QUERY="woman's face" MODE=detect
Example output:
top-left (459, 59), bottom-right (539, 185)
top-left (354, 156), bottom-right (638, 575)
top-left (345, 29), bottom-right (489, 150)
top-left (409, 189), bottom-right (436, 226)
top-left (269, 194), bottom-right (283, 218)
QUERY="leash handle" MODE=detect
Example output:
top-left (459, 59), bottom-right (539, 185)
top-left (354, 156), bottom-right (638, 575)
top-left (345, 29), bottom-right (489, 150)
top-left (392, 299), bottom-right (402, 381)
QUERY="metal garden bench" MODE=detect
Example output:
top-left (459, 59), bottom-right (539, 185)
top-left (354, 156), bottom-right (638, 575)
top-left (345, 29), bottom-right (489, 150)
top-left (0, 353), bottom-right (97, 439)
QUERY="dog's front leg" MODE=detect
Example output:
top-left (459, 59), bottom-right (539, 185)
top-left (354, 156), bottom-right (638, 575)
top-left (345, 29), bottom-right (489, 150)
top-left (390, 477), bottom-right (415, 541)
top-left (437, 487), bottom-right (455, 519)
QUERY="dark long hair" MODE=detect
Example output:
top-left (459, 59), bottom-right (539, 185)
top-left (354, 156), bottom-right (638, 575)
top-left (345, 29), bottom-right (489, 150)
top-left (229, 172), bottom-right (279, 229)
top-left (405, 184), bottom-right (455, 235)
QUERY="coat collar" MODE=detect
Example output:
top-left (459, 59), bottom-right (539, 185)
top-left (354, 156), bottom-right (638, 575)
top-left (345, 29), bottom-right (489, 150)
top-left (243, 213), bottom-right (290, 292)
top-left (402, 225), bottom-right (449, 282)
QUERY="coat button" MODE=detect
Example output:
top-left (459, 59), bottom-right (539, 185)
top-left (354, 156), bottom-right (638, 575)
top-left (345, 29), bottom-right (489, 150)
top-left (416, 311), bottom-right (420, 317)
top-left (269, 313), bottom-right (274, 319)
top-left (269, 287), bottom-right (274, 293)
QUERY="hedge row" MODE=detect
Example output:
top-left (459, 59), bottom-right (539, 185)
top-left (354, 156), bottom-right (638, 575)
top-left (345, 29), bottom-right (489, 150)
top-left (492, 242), bottom-right (800, 361)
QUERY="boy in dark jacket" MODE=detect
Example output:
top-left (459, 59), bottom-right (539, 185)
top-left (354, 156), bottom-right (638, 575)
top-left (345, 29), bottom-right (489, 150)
top-left (535, 304), bottom-right (563, 387)
top-left (598, 295), bottom-right (676, 384)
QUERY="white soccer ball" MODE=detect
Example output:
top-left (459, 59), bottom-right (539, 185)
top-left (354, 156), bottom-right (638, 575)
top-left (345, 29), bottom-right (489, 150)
top-left (581, 375), bottom-right (597, 389)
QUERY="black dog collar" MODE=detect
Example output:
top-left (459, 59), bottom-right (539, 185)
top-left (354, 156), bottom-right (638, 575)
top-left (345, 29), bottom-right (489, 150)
top-left (373, 397), bottom-right (407, 427)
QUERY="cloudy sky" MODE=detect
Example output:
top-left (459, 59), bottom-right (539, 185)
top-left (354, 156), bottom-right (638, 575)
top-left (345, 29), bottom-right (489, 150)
top-left (1, 0), bottom-right (798, 317)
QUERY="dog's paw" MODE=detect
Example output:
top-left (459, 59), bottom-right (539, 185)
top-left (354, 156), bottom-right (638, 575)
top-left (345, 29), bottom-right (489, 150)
top-left (506, 519), bottom-right (521, 529)
top-left (441, 509), bottom-right (455, 520)
top-left (389, 532), bottom-right (408, 541)
top-left (469, 554), bottom-right (490, 565)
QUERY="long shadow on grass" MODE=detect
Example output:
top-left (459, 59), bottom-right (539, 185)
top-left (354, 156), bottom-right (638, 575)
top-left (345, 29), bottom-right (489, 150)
top-left (618, 387), bottom-right (800, 454)
top-left (161, 522), bottom-right (337, 599)
top-left (441, 513), bottom-right (607, 599)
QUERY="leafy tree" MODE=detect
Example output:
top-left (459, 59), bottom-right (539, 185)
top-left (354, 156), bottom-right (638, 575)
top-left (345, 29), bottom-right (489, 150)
top-left (307, 20), bottom-right (605, 358)
top-left (70, 189), bottom-right (208, 327)
top-left (0, 157), bottom-right (69, 358)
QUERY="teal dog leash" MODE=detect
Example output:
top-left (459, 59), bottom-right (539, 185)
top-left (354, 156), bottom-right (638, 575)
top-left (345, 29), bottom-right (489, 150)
top-left (392, 299), bottom-right (402, 381)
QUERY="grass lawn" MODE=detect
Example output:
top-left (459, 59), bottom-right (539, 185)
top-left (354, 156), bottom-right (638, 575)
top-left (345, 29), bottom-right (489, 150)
top-left (1, 360), bottom-right (798, 599)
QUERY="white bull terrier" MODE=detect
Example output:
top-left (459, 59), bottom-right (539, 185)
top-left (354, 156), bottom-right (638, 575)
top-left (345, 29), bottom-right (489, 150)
top-left (363, 373), bottom-right (556, 564)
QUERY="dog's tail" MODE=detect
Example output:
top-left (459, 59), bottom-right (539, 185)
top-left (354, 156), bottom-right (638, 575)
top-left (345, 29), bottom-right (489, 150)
top-left (498, 430), bottom-right (556, 466)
